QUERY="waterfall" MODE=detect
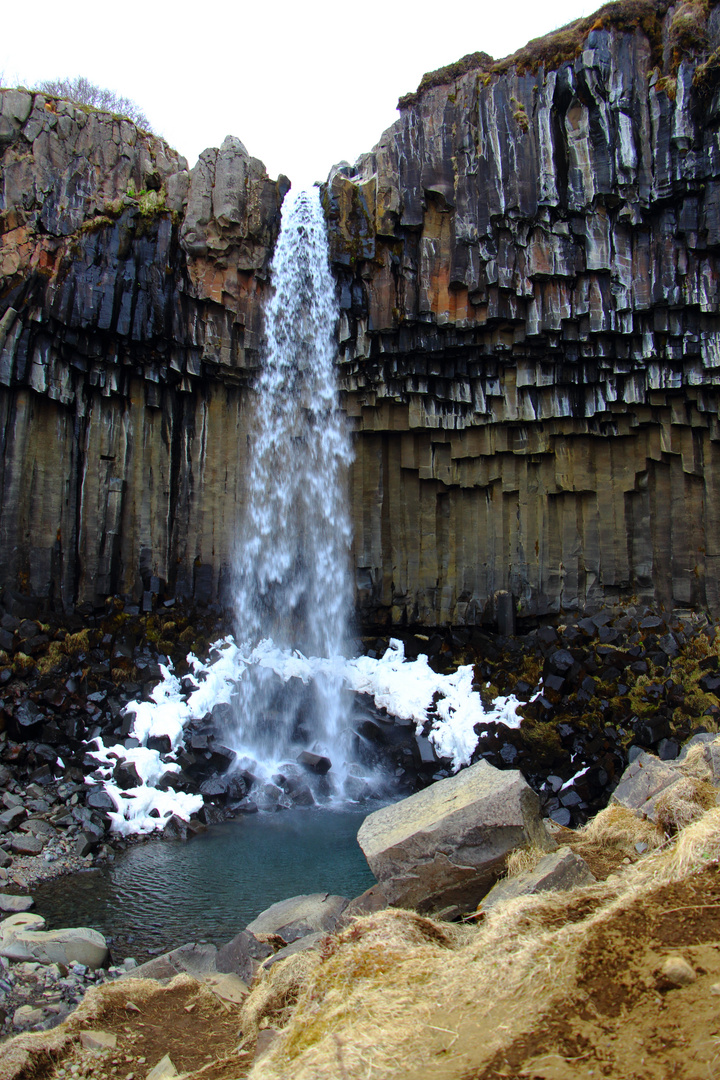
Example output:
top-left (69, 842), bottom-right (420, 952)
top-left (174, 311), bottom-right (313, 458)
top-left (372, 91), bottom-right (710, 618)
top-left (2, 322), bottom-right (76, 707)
top-left (230, 187), bottom-right (354, 792)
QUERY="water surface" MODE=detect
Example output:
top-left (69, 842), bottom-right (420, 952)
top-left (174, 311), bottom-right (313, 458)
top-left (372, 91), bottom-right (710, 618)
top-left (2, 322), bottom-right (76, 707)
top-left (34, 809), bottom-right (375, 962)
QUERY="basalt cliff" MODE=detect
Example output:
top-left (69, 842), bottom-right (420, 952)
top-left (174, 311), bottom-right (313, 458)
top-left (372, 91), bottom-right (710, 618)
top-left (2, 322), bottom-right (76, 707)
top-left (2, 0), bottom-right (720, 628)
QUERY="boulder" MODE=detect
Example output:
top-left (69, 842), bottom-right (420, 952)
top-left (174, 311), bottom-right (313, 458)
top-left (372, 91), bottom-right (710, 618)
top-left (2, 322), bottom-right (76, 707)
top-left (127, 942), bottom-right (218, 982)
top-left (0, 912), bottom-right (45, 944)
top-left (357, 760), bottom-right (552, 914)
top-left (336, 883), bottom-right (390, 931)
top-left (246, 893), bottom-right (350, 943)
top-left (297, 751), bottom-right (332, 775)
top-left (0, 926), bottom-right (108, 968)
top-left (0, 894), bottom-right (34, 913)
top-left (8, 831), bottom-right (44, 855)
top-left (480, 849), bottom-right (596, 913)
top-left (216, 929), bottom-right (273, 983)
top-left (611, 750), bottom-right (681, 821)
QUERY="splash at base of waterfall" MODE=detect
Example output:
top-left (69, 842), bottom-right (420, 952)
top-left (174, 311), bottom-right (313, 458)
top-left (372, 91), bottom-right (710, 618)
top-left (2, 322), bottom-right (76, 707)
top-left (85, 637), bottom-right (527, 836)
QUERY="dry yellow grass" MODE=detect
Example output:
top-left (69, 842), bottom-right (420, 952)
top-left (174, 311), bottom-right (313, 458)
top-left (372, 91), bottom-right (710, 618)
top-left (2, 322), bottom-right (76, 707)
top-left (242, 808), bottom-right (720, 1080)
top-left (504, 844), bottom-right (548, 878)
top-left (576, 801), bottom-right (664, 849)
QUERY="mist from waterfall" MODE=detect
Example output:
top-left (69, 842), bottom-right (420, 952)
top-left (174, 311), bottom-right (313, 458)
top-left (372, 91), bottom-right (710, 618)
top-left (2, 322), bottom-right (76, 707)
top-left (231, 187), bottom-right (354, 789)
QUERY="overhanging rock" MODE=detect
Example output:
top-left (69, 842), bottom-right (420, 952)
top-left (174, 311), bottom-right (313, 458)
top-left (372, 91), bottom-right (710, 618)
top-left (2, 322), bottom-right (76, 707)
top-left (357, 760), bottom-right (552, 914)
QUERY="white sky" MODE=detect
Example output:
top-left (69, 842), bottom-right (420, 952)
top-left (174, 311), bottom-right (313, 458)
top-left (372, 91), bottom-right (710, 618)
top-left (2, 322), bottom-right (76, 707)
top-left (3, 0), bottom-right (601, 191)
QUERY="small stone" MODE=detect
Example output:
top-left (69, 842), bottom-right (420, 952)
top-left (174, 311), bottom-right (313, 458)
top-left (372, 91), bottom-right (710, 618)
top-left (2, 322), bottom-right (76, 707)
top-left (13, 1004), bottom-right (44, 1028)
top-left (661, 955), bottom-right (696, 986)
top-left (80, 1029), bottom-right (117, 1051)
top-left (146, 1054), bottom-right (177, 1080)
top-left (709, 983), bottom-right (720, 995)
top-left (0, 894), bottom-right (33, 913)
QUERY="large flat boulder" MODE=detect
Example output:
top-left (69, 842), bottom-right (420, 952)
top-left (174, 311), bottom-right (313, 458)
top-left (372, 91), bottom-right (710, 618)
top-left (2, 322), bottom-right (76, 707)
top-left (0, 926), bottom-right (108, 968)
top-left (357, 760), bottom-right (552, 914)
top-left (127, 942), bottom-right (218, 982)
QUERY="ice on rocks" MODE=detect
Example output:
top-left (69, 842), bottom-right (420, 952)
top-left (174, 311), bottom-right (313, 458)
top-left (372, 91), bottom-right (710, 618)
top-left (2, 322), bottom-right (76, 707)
top-left (85, 739), bottom-right (202, 836)
top-left (85, 637), bottom-right (527, 835)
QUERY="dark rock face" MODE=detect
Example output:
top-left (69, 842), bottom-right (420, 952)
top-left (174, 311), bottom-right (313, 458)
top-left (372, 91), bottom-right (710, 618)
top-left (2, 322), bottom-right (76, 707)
top-left (2, 4), bottom-right (720, 629)
top-left (0, 91), bottom-right (286, 611)
top-left (322, 5), bottom-right (720, 625)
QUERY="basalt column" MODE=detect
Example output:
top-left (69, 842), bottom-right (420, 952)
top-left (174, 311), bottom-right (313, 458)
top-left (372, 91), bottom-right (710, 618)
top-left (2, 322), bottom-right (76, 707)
top-left (323, 0), bottom-right (720, 626)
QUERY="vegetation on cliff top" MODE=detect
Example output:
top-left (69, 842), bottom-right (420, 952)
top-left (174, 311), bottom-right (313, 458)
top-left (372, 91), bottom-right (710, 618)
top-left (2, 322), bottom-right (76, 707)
top-left (34, 76), bottom-right (153, 131)
top-left (399, 0), bottom-right (716, 107)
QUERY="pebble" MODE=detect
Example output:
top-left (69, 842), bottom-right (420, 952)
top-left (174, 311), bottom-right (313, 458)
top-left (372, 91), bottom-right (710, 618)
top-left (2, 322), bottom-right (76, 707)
top-left (13, 1003), bottom-right (45, 1028)
top-left (661, 955), bottom-right (696, 986)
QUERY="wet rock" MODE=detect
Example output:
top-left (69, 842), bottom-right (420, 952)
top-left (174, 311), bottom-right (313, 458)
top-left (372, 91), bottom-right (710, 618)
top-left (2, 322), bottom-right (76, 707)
top-left (297, 751), bottom-right (331, 775)
top-left (75, 830), bottom-right (101, 856)
top-left (162, 815), bottom-right (190, 841)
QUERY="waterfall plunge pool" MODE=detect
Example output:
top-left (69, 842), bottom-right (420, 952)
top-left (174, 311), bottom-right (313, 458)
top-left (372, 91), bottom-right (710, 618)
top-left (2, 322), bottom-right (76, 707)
top-left (32, 808), bottom-right (377, 963)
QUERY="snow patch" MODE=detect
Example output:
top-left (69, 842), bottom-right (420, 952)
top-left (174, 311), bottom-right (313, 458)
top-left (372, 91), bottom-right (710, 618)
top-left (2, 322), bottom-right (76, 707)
top-left (86, 637), bottom-right (531, 835)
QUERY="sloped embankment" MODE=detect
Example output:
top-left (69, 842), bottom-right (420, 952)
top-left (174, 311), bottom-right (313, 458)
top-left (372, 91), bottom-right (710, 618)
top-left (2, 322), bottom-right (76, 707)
top-left (3, 804), bottom-right (720, 1080)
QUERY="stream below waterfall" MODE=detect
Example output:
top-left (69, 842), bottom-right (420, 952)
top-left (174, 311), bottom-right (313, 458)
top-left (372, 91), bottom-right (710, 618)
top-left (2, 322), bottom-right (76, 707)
top-left (32, 809), bottom-right (376, 963)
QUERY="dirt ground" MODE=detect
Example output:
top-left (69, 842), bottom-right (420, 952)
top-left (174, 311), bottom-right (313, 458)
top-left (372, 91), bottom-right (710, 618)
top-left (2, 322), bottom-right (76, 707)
top-left (447, 865), bottom-right (720, 1080)
top-left (0, 974), bottom-right (251, 1080)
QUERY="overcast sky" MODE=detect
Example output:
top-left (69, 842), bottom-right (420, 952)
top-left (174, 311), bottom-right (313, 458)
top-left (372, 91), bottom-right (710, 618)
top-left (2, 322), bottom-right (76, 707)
top-left (3, 0), bottom-right (601, 191)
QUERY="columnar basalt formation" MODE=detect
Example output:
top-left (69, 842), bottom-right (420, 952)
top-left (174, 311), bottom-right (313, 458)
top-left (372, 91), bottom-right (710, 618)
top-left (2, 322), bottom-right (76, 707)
top-left (2, 0), bottom-right (720, 628)
top-left (0, 89), bottom-right (286, 610)
top-left (324, 0), bottom-right (720, 626)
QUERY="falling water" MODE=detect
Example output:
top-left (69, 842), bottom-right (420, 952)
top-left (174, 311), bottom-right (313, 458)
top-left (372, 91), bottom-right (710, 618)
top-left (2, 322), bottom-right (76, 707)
top-left (231, 188), bottom-right (354, 790)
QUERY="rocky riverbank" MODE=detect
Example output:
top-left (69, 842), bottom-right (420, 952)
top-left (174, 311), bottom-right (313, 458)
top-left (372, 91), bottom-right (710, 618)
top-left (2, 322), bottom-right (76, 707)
top-left (1, 732), bottom-right (719, 1079)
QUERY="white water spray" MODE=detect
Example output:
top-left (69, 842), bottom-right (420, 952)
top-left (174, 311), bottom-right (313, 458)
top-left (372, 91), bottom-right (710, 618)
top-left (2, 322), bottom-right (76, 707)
top-left (231, 188), bottom-right (354, 785)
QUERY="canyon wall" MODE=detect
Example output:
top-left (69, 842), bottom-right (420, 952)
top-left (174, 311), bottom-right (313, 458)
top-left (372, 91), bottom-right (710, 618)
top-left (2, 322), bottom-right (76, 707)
top-left (326, 0), bottom-right (720, 625)
top-left (2, 0), bottom-right (720, 628)
top-left (0, 89), bottom-right (286, 613)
